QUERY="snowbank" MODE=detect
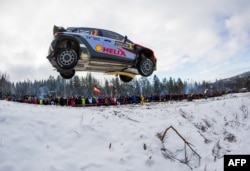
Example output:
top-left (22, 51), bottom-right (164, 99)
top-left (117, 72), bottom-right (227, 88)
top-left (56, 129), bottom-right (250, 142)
top-left (0, 93), bottom-right (250, 171)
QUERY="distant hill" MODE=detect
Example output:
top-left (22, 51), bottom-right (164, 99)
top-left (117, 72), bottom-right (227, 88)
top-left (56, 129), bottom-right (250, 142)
top-left (222, 71), bottom-right (250, 82)
top-left (218, 71), bottom-right (250, 92)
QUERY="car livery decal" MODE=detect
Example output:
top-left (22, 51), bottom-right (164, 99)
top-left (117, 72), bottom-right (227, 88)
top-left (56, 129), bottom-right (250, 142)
top-left (103, 47), bottom-right (125, 56)
top-left (95, 45), bottom-right (126, 57)
top-left (86, 35), bottom-right (101, 41)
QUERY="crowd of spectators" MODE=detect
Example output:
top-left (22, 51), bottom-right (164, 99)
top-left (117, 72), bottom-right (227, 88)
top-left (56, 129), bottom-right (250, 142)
top-left (1, 91), bottom-right (226, 107)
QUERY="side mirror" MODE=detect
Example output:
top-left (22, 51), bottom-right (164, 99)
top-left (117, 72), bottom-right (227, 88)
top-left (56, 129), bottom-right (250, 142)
top-left (124, 35), bottom-right (127, 43)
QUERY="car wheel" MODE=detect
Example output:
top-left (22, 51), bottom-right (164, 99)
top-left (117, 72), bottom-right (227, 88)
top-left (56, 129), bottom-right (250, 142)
top-left (138, 58), bottom-right (154, 77)
top-left (56, 48), bottom-right (78, 69)
top-left (60, 70), bottom-right (75, 79)
top-left (119, 75), bottom-right (133, 82)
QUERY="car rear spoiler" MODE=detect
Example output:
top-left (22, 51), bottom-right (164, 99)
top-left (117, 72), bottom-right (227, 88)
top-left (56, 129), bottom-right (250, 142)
top-left (53, 25), bottom-right (66, 36)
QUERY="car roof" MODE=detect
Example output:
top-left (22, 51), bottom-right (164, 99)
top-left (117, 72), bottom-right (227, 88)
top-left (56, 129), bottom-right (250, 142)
top-left (66, 27), bottom-right (133, 43)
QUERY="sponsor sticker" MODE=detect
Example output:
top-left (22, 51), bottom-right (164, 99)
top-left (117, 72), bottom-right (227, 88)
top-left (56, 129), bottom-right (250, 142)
top-left (115, 41), bottom-right (133, 50)
top-left (86, 35), bottom-right (101, 41)
top-left (95, 45), bottom-right (103, 52)
top-left (103, 47), bottom-right (125, 56)
top-left (95, 45), bottom-right (126, 57)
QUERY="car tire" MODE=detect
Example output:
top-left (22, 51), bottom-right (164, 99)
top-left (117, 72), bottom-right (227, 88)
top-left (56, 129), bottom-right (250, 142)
top-left (60, 70), bottom-right (75, 79)
top-left (138, 58), bottom-right (154, 77)
top-left (119, 75), bottom-right (133, 82)
top-left (56, 48), bottom-right (78, 69)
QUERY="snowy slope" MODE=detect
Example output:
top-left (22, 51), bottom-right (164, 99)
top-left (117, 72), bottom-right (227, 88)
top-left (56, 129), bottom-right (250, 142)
top-left (0, 93), bottom-right (250, 171)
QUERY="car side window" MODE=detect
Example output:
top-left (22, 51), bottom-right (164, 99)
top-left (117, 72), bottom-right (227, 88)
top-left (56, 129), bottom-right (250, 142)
top-left (80, 29), bottom-right (91, 34)
top-left (91, 30), bottom-right (98, 36)
top-left (101, 30), bottom-right (124, 41)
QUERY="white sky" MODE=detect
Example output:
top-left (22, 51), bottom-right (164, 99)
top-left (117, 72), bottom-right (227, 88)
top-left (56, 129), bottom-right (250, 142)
top-left (0, 0), bottom-right (250, 82)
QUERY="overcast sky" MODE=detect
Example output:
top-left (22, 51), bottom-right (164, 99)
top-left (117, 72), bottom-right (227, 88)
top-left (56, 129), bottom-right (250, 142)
top-left (1, 0), bottom-right (250, 83)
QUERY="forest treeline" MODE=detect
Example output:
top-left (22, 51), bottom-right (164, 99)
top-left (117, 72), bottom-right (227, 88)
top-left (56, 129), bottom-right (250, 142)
top-left (0, 71), bottom-right (249, 98)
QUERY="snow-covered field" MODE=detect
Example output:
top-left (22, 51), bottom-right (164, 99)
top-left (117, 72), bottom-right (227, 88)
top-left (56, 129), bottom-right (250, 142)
top-left (0, 93), bottom-right (250, 171)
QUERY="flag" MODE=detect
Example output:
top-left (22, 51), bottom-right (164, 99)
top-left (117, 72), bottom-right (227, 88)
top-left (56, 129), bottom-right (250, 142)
top-left (93, 85), bottom-right (101, 94)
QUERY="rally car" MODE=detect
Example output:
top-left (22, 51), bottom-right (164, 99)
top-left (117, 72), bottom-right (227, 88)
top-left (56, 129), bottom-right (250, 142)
top-left (47, 25), bottom-right (157, 82)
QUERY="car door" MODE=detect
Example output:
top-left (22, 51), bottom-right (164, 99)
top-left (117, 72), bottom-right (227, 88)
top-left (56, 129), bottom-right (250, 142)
top-left (83, 33), bottom-right (103, 55)
top-left (101, 30), bottom-right (136, 63)
top-left (82, 30), bottom-right (125, 62)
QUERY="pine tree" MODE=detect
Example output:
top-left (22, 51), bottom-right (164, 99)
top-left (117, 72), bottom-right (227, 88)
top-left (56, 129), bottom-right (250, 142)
top-left (167, 77), bottom-right (174, 94)
top-left (140, 77), bottom-right (153, 96)
top-left (153, 75), bottom-right (161, 95)
top-left (176, 78), bottom-right (184, 94)
top-left (104, 79), bottom-right (111, 96)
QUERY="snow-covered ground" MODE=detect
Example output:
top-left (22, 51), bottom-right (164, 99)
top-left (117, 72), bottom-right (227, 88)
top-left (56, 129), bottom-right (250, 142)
top-left (0, 93), bottom-right (250, 171)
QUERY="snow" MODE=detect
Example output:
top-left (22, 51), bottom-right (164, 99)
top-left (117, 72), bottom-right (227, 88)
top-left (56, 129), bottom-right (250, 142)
top-left (0, 93), bottom-right (250, 171)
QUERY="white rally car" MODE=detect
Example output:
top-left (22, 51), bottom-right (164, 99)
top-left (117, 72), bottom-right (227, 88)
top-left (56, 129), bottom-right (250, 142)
top-left (47, 26), bottom-right (157, 82)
